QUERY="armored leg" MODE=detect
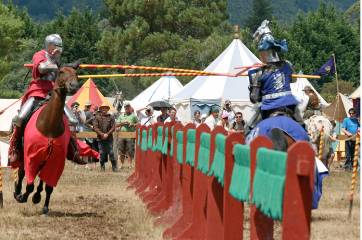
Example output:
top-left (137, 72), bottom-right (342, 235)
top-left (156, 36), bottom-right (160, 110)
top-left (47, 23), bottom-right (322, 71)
top-left (9, 97), bottom-right (40, 166)
top-left (64, 105), bottom-right (79, 125)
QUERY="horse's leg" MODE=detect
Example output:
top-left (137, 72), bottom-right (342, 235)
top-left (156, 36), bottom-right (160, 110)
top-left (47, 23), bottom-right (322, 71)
top-left (15, 183), bottom-right (34, 203)
top-left (42, 184), bottom-right (53, 214)
top-left (32, 180), bottom-right (43, 204)
top-left (13, 168), bottom-right (25, 199)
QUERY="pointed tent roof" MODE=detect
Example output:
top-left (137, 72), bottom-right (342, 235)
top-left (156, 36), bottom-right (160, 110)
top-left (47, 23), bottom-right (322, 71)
top-left (66, 79), bottom-right (115, 112)
top-left (171, 39), bottom-right (261, 102)
top-left (349, 86), bottom-right (360, 99)
top-left (291, 77), bottom-right (329, 107)
top-left (131, 76), bottom-right (183, 110)
top-left (324, 93), bottom-right (353, 122)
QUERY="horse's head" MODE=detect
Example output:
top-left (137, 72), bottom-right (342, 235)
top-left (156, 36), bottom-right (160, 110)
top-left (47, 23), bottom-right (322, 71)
top-left (56, 67), bottom-right (78, 94)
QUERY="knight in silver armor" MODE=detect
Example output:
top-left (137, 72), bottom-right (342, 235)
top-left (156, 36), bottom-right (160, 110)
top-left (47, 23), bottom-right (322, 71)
top-left (16, 34), bottom-right (78, 128)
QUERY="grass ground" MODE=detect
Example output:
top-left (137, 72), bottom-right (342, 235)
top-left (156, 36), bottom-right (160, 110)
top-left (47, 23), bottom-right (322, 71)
top-left (0, 161), bottom-right (359, 240)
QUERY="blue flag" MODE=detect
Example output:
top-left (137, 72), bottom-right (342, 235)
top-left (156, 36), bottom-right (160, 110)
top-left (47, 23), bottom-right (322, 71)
top-left (315, 57), bottom-right (336, 76)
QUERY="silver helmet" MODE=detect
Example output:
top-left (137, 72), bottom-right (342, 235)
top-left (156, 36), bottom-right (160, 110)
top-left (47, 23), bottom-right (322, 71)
top-left (45, 34), bottom-right (63, 54)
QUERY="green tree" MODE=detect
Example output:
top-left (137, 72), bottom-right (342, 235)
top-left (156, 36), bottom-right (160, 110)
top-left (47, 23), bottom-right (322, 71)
top-left (97, 0), bottom-right (231, 98)
top-left (320, 80), bottom-right (355, 102)
top-left (245, 0), bottom-right (273, 32)
top-left (288, 3), bottom-right (359, 88)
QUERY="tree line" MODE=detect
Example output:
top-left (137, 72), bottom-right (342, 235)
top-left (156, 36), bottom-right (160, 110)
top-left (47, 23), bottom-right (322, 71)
top-left (0, 1), bottom-right (359, 102)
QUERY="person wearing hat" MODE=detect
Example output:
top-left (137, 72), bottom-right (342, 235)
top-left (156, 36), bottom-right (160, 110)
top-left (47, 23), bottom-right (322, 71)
top-left (136, 105), bottom-right (155, 127)
top-left (302, 86), bottom-right (321, 120)
top-left (222, 99), bottom-right (235, 123)
top-left (217, 111), bottom-right (230, 131)
top-left (71, 101), bottom-right (86, 132)
top-left (205, 106), bottom-right (220, 130)
top-left (116, 101), bottom-right (138, 168)
top-left (249, 20), bottom-right (300, 122)
top-left (93, 104), bottom-right (117, 171)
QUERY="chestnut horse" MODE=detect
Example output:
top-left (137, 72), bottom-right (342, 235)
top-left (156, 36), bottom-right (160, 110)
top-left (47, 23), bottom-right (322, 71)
top-left (14, 67), bottom-right (79, 214)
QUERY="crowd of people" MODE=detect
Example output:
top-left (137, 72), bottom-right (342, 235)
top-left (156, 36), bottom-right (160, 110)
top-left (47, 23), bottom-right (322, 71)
top-left (70, 98), bottom-right (249, 172)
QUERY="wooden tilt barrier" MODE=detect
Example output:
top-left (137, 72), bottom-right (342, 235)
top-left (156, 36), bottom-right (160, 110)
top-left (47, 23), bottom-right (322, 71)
top-left (129, 123), bottom-right (316, 239)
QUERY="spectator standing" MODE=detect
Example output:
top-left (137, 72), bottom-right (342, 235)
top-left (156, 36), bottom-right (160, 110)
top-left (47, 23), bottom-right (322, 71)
top-left (82, 101), bottom-right (94, 165)
top-left (217, 112), bottom-right (230, 131)
top-left (230, 112), bottom-right (245, 133)
top-left (137, 106), bottom-right (156, 126)
top-left (165, 108), bottom-right (178, 123)
top-left (157, 107), bottom-right (169, 122)
top-left (326, 120), bottom-right (338, 169)
top-left (93, 104), bottom-right (117, 171)
top-left (71, 101), bottom-right (86, 132)
top-left (193, 110), bottom-right (201, 127)
top-left (222, 99), bottom-right (235, 123)
top-left (116, 102), bottom-right (138, 168)
top-left (83, 101), bottom-right (93, 130)
top-left (341, 108), bottom-right (360, 170)
top-left (205, 106), bottom-right (219, 130)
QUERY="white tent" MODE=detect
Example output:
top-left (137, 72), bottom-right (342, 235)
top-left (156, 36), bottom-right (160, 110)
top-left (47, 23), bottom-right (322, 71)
top-left (290, 77), bottom-right (329, 108)
top-left (171, 39), bottom-right (261, 122)
top-left (349, 86), bottom-right (360, 99)
top-left (0, 99), bottom-right (21, 132)
top-left (324, 93), bottom-right (353, 122)
top-left (131, 76), bottom-right (183, 110)
top-left (0, 140), bottom-right (9, 167)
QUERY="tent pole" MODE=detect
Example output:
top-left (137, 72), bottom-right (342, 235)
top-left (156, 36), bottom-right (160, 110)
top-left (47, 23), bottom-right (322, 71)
top-left (333, 54), bottom-right (341, 134)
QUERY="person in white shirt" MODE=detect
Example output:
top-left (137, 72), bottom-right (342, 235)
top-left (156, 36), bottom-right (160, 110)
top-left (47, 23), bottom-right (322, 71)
top-left (137, 106), bottom-right (155, 126)
top-left (217, 111), bottom-right (230, 131)
top-left (193, 110), bottom-right (201, 127)
top-left (204, 106), bottom-right (220, 130)
top-left (222, 99), bottom-right (235, 123)
top-left (164, 107), bottom-right (178, 123)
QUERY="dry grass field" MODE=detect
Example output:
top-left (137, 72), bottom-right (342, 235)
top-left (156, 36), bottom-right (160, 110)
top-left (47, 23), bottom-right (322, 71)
top-left (0, 162), bottom-right (359, 240)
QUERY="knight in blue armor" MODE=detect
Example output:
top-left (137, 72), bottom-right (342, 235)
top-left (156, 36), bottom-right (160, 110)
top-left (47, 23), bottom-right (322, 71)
top-left (248, 20), bottom-right (302, 121)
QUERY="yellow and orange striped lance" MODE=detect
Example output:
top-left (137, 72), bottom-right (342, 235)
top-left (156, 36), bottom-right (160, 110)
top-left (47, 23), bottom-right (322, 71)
top-left (66, 79), bottom-right (115, 112)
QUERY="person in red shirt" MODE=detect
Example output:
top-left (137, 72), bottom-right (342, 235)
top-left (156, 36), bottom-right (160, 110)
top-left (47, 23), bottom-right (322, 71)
top-left (9, 34), bottom-right (79, 166)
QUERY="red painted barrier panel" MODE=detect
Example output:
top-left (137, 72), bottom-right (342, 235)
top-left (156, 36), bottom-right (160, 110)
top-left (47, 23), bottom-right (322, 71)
top-left (250, 136), bottom-right (274, 240)
top-left (174, 123), bottom-right (211, 239)
top-left (132, 125), bottom-right (151, 190)
top-left (156, 122), bottom-right (183, 226)
top-left (136, 123), bottom-right (160, 196)
top-left (223, 132), bottom-right (244, 240)
top-left (282, 142), bottom-right (314, 240)
top-left (205, 126), bottom-right (228, 240)
top-left (132, 123), bottom-right (315, 240)
top-left (149, 122), bottom-right (174, 215)
top-left (163, 123), bottom-right (195, 239)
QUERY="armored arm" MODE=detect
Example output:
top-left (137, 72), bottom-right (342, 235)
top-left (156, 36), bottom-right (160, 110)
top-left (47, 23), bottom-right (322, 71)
top-left (248, 68), bottom-right (263, 104)
top-left (38, 60), bottom-right (58, 74)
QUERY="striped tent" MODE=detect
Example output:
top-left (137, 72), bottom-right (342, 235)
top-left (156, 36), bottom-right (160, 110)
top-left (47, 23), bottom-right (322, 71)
top-left (66, 78), bottom-right (115, 112)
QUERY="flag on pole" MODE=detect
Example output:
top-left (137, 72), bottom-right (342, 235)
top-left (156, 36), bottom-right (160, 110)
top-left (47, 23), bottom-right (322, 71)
top-left (315, 57), bottom-right (336, 76)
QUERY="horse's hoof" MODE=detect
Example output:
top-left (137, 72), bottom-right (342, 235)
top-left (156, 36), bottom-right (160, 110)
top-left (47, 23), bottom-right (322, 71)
top-left (15, 194), bottom-right (27, 203)
top-left (42, 206), bottom-right (49, 215)
top-left (13, 192), bottom-right (20, 200)
top-left (32, 193), bottom-right (41, 204)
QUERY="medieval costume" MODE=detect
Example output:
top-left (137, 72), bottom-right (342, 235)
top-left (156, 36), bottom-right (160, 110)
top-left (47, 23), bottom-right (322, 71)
top-left (248, 20), bottom-right (301, 121)
top-left (9, 34), bottom-right (79, 167)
